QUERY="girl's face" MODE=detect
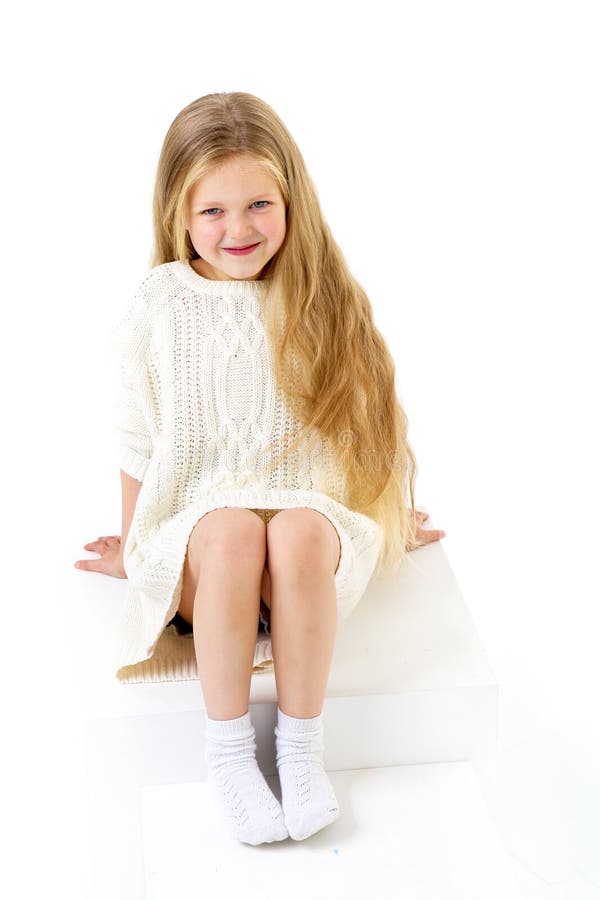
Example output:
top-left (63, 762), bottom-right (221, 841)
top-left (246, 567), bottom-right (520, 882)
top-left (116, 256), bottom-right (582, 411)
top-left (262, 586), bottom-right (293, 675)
top-left (185, 154), bottom-right (287, 281)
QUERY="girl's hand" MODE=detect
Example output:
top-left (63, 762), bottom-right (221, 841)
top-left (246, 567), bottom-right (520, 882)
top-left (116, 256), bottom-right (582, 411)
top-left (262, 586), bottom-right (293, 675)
top-left (74, 535), bottom-right (127, 579)
top-left (407, 510), bottom-right (446, 552)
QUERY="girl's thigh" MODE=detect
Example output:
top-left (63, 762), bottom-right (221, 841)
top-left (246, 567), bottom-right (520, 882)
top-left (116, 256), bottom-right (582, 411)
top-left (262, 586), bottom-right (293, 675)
top-left (177, 507), bottom-right (270, 624)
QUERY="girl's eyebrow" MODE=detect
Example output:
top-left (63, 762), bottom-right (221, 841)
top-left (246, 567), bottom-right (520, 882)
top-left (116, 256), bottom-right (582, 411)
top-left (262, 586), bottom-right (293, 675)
top-left (195, 192), bottom-right (279, 206)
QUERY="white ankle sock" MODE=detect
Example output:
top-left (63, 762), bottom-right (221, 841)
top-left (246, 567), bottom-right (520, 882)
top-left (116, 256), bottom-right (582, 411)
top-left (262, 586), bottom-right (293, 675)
top-left (275, 707), bottom-right (339, 840)
top-left (204, 711), bottom-right (288, 845)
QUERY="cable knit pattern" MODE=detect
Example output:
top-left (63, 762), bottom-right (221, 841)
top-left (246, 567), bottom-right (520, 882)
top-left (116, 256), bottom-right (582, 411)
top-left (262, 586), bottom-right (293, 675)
top-left (111, 260), bottom-right (384, 681)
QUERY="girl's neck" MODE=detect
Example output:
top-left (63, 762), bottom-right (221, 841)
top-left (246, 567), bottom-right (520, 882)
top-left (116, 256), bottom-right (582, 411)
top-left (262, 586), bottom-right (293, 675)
top-left (190, 257), bottom-right (261, 283)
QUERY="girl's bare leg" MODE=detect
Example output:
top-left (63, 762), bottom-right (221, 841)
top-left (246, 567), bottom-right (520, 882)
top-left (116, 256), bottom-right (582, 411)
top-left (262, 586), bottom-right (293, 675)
top-left (179, 507), bottom-right (266, 719)
top-left (178, 507), bottom-right (288, 845)
top-left (266, 508), bottom-right (340, 717)
top-left (264, 507), bottom-right (342, 840)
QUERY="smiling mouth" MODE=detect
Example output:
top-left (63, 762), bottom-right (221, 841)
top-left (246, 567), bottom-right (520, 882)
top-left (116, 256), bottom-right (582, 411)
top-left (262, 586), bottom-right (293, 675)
top-left (223, 242), bottom-right (261, 256)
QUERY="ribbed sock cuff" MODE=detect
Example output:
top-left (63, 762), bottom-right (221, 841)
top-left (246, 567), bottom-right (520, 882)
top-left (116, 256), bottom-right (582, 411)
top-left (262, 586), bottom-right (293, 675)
top-left (206, 710), bottom-right (253, 738)
top-left (277, 707), bottom-right (323, 734)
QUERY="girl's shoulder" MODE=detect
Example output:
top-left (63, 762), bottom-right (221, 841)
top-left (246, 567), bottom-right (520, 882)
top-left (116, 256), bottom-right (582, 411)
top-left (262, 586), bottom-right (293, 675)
top-left (132, 261), bottom-right (180, 298)
top-left (111, 263), bottom-right (178, 345)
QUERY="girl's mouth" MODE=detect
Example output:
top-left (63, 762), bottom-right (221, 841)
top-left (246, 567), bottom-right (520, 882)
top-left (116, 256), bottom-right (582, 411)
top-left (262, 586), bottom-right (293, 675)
top-left (223, 243), bottom-right (260, 256)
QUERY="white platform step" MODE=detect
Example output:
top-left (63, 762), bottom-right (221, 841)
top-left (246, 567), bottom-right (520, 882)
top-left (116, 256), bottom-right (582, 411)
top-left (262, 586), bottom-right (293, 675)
top-left (76, 516), bottom-right (498, 897)
top-left (80, 529), bottom-right (498, 767)
top-left (139, 762), bottom-right (524, 900)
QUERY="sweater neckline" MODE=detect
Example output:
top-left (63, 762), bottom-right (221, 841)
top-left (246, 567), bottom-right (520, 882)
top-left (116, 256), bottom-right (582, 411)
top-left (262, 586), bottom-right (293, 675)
top-left (170, 259), bottom-right (263, 297)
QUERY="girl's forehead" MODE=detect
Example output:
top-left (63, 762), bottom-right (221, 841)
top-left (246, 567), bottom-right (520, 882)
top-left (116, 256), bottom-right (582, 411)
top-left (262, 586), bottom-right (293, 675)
top-left (190, 159), bottom-right (280, 198)
top-left (199, 156), bottom-right (271, 183)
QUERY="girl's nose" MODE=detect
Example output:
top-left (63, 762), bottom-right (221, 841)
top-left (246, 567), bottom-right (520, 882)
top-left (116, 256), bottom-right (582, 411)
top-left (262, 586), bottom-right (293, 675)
top-left (228, 213), bottom-right (255, 240)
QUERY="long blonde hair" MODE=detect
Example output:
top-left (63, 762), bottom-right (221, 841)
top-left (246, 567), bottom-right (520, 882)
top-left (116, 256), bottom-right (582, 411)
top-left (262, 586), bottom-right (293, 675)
top-left (152, 91), bottom-right (418, 575)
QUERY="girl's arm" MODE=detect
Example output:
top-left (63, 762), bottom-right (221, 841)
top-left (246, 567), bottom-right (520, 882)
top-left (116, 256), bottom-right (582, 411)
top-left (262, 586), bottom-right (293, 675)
top-left (112, 288), bottom-right (154, 483)
top-left (73, 470), bottom-right (141, 578)
top-left (120, 468), bottom-right (142, 553)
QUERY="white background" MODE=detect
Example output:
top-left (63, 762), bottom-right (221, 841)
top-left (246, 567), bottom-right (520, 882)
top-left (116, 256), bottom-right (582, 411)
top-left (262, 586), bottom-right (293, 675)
top-left (2, 1), bottom-right (598, 896)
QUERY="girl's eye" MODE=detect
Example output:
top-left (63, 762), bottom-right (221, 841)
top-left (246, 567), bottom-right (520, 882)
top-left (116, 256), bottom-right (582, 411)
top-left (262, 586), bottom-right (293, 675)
top-left (201, 201), bottom-right (269, 216)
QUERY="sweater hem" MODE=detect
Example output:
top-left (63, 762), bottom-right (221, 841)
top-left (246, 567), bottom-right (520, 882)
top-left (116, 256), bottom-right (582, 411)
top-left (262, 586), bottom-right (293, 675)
top-left (115, 489), bottom-right (383, 682)
top-left (119, 447), bottom-right (151, 482)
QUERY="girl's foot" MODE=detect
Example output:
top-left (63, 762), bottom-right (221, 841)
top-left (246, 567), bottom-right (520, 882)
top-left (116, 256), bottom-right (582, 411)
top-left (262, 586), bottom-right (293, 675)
top-left (205, 711), bottom-right (288, 845)
top-left (275, 707), bottom-right (339, 840)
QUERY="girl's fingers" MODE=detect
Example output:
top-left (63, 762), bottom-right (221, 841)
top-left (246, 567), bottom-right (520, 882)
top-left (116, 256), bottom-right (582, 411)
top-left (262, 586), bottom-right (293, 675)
top-left (75, 559), bottom-right (100, 571)
top-left (415, 528), bottom-right (446, 543)
top-left (83, 536), bottom-right (119, 550)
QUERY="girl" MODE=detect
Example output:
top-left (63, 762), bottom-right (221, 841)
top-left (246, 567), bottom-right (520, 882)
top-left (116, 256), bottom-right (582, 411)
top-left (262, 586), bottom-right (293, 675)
top-left (74, 92), bottom-right (445, 846)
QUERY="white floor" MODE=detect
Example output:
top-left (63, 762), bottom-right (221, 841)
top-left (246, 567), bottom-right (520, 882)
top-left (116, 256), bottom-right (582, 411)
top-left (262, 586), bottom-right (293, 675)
top-left (136, 721), bottom-right (600, 900)
top-left (141, 762), bottom-right (520, 900)
top-left (76, 684), bottom-right (600, 900)
top-left (128, 669), bottom-right (599, 900)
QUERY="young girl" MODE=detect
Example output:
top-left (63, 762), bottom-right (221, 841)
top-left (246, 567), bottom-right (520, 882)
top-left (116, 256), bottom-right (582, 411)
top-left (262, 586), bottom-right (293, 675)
top-left (74, 91), bottom-right (445, 846)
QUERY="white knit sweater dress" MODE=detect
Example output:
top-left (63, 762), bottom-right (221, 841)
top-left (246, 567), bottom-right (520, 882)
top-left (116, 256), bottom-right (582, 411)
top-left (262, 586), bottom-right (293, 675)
top-left (111, 259), bottom-right (384, 681)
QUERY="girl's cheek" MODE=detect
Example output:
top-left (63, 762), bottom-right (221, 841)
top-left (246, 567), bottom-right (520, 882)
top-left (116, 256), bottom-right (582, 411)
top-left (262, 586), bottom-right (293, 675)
top-left (199, 224), bottom-right (219, 241)
top-left (265, 216), bottom-right (284, 236)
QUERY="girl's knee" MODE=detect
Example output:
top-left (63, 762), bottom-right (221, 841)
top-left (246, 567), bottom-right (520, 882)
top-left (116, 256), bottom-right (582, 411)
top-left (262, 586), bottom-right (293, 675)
top-left (187, 506), bottom-right (266, 564)
top-left (267, 508), bottom-right (341, 577)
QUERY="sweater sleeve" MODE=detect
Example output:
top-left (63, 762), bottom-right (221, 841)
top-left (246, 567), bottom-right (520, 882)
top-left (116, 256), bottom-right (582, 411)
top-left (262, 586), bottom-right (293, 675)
top-left (110, 286), bottom-right (155, 482)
